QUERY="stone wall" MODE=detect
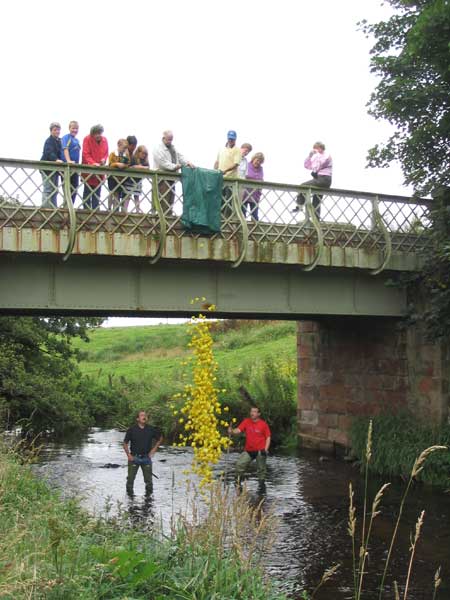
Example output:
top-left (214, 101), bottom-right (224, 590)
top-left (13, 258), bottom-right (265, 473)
top-left (297, 318), bottom-right (449, 452)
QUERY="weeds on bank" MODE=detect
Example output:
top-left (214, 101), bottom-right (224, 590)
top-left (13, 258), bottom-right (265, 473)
top-left (301, 422), bottom-right (447, 600)
top-left (351, 412), bottom-right (450, 488)
top-left (0, 446), bottom-right (287, 599)
top-left (346, 420), bottom-right (446, 600)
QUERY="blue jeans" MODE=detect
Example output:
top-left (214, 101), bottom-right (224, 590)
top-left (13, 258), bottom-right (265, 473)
top-left (83, 181), bottom-right (102, 209)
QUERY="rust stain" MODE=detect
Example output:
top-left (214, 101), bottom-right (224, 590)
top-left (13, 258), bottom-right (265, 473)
top-left (0, 222), bottom-right (420, 274)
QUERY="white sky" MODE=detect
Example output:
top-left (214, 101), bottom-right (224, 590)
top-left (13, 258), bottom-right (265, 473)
top-left (2, 0), bottom-right (403, 328)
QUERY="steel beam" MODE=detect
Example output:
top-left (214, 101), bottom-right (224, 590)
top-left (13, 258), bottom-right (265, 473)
top-left (0, 254), bottom-right (406, 318)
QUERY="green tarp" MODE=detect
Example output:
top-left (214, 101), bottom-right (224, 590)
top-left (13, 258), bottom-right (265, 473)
top-left (181, 166), bottom-right (223, 234)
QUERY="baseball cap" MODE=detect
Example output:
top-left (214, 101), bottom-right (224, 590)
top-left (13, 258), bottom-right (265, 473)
top-left (227, 130), bottom-right (237, 140)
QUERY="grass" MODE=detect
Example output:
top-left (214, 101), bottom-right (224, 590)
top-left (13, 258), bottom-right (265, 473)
top-left (347, 421), bottom-right (446, 600)
top-left (73, 321), bottom-right (297, 382)
top-left (70, 320), bottom-right (299, 445)
top-left (0, 447), bottom-right (289, 600)
top-left (350, 412), bottom-right (450, 488)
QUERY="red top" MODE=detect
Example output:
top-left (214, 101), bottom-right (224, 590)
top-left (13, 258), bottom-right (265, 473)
top-left (82, 135), bottom-right (109, 185)
top-left (237, 418), bottom-right (271, 452)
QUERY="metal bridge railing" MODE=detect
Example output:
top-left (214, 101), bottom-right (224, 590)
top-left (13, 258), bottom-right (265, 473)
top-left (0, 158), bottom-right (433, 271)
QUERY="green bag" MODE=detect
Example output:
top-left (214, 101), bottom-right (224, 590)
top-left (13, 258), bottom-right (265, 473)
top-left (181, 166), bottom-right (223, 234)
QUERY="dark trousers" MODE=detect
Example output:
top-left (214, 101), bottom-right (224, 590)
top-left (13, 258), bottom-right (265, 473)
top-left (69, 172), bottom-right (79, 204)
top-left (242, 199), bottom-right (259, 221)
top-left (235, 451), bottom-right (267, 483)
top-left (158, 179), bottom-right (176, 213)
top-left (83, 181), bottom-right (102, 209)
top-left (296, 175), bottom-right (332, 220)
top-left (127, 456), bottom-right (153, 493)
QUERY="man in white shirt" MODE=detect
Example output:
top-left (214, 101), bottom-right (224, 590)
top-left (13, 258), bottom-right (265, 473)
top-left (153, 130), bottom-right (194, 214)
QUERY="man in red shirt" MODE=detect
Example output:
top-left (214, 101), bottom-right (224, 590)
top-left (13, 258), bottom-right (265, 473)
top-left (81, 124), bottom-right (109, 209)
top-left (228, 406), bottom-right (271, 487)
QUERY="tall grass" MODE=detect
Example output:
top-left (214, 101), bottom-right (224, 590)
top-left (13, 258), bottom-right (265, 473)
top-left (0, 446), bottom-right (288, 599)
top-left (346, 421), bottom-right (447, 600)
top-left (351, 412), bottom-right (450, 487)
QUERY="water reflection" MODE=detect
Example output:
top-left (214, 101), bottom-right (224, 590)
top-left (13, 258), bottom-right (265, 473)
top-left (32, 428), bottom-right (450, 599)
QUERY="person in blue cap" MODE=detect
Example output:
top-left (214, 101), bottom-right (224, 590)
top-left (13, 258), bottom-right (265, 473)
top-left (214, 130), bottom-right (241, 217)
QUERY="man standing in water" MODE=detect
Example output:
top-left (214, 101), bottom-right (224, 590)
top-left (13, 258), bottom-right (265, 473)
top-left (123, 410), bottom-right (163, 495)
top-left (228, 406), bottom-right (271, 488)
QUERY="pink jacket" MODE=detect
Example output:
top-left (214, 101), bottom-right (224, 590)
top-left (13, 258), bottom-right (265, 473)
top-left (304, 152), bottom-right (332, 177)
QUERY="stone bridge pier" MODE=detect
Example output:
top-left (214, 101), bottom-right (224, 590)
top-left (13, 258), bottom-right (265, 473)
top-left (297, 319), bottom-right (449, 453)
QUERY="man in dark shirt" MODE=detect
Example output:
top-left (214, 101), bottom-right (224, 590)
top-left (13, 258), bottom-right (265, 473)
top-left (123, 410), bottom-right (163, 495)
top-left (40, 121), bottom-right (63, 208)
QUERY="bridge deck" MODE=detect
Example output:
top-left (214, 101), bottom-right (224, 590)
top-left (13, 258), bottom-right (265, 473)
top-left (0, 158), bottom-right (431, 274)
top-left (0, 159), bottom-right (431, 317)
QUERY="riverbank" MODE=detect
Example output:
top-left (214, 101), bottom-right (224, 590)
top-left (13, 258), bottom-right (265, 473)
top-left (74, 320), bottom-right (298, 446)
top-left (28, 428), bottom-right (450, 599)
top-left (351, 413), bottom-right (450, 488)
top-left (0, 448), bottom-right (288, 600)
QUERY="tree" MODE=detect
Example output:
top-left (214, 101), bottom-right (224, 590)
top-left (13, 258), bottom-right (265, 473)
top-left (0, 317), bottom-right (105, 434)
top-left (362, 0), bottom-right (450, 195)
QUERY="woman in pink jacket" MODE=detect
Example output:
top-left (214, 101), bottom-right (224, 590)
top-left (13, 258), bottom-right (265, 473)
top-left (294, 141), bottom-right (332, 219)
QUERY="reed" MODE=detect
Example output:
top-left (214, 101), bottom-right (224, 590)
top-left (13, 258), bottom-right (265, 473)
top-left (346, 422), bottom-right (446, 600)
top-left (378, 445), bottom-right (447, 600)
top-left (403, 510), bottom-right (425, 600)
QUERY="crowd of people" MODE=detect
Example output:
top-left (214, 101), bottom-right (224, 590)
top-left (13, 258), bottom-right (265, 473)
top-left (40, 121), bottom-right (333, 220)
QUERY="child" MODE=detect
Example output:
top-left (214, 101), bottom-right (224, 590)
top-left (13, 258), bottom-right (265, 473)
top-left (243, 152), bottom-right (265, 221)
top-left (40, 122), bottom-right (63, 207)
top-left (61, 120), bottom-right (81, 203)
top-left (124, 145), bottom-right (150, 212)
top-left (108, 139), bottom-right (130, 210)
top-left (238, 142), bottom-right (252, 178)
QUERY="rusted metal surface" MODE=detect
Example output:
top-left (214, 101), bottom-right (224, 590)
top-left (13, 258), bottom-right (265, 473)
top-left (0, 158), bottom-right (431, 273)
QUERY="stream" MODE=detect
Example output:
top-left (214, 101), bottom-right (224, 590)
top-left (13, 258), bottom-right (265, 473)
top-left (32, 428), bottom-right (450, 599)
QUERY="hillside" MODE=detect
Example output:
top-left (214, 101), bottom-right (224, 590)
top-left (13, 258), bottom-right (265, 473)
top-left (72, 320), bottom-right (298, 445)
top-left (74, 320), bottom-right (298, 382)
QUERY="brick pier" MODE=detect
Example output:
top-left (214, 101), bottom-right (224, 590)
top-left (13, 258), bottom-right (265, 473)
top-left (297, 319), bottom-right (449, 452)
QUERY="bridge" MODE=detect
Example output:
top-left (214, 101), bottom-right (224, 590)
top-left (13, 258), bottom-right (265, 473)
top-left (1, 158), bottom-right (446, 450)
top-left (0, 158), bottom-right (431, 318)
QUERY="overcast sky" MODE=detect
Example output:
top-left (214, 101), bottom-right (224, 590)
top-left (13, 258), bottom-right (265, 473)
top-left (2, 0), bottom-right (403, 327)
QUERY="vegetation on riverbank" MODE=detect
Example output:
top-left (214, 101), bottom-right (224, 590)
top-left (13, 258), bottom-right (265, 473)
top-left (0, 448), bottom-right (288, 600)
top-left (75, 320), bottom-right (298, 447)
top-left (350, 412), bottom-right (450, 488)
top-left (348, 422), bottom-right (446, 600)
top-left (0, 316), bottom-right (113, 435)
top-left (0, 318), bottom-right (297, 446)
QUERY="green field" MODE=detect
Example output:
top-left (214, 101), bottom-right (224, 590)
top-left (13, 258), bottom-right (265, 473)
top-left (74, 320), bottom-right (298, 383)
top-left (71, 320), bottom-right (298, 445)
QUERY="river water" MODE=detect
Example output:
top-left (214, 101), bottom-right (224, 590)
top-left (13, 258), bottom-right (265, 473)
top-left (33, 428), bottom-right (450, 599)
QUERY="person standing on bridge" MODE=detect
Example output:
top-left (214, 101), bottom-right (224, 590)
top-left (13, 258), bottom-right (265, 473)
top-left (60, 120), bottom-right (81, 204)
top-left (242, 152), bottom-right (265, 221)
top-left (40, 122), bottom-right (63, 208)
top-left (123, 410), bottom-right (163, 495)
top-left (228, 406), bottom-right (271, 489)
top-left (81, 124), bottom-right (109, 209)
top-left (153, 130), bottom-right (194, 214)
top-left (293, 141), bottom-right (332, 219)
top-left (214, 130), bottom-right (242, 218)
